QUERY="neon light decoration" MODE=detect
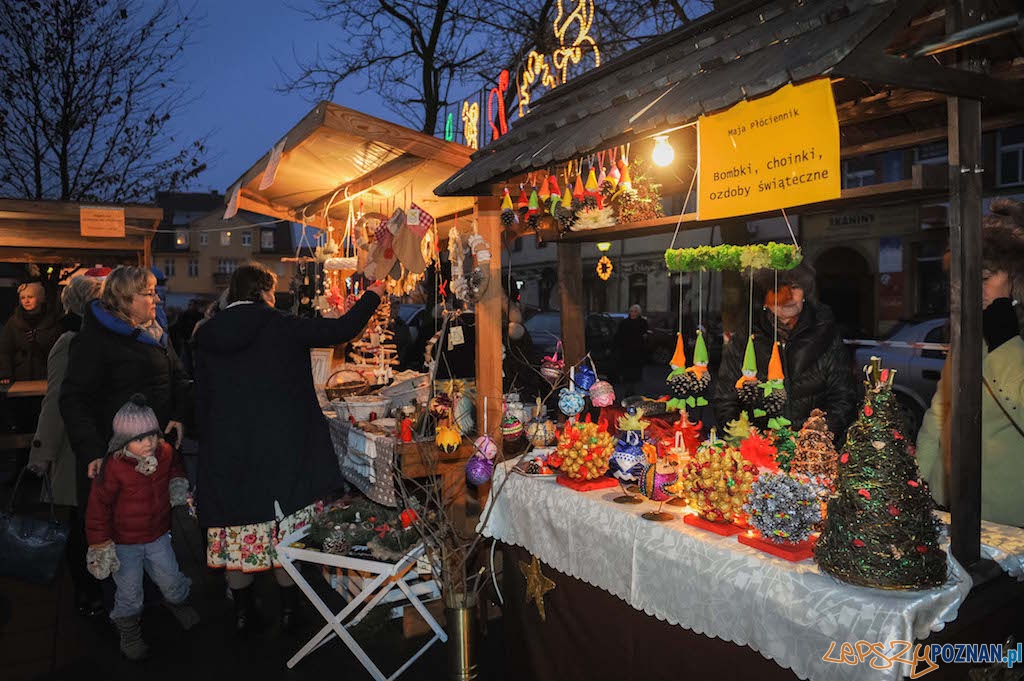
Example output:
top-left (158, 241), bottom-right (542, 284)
top-left (487, 70), bottom-right (510, 143)
top-left (461, 101), bottom-right (480, 150)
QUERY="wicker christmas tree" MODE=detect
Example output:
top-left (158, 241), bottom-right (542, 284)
top-left (814, 358), bottom-right (947, 590)
top-left (789, 408), bottom-right (837, 485)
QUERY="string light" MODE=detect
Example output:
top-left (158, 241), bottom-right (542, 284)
top-left (552, 0), bottom-right (601, 83)
top-left (461, 100), bottom-right (479, 150)
top-left (596, 255), bottom-right (613, 280)
top-left (487, 70), bottom-right (510, 142)
top-left (518, 50), bottom-right (558, 118)
top-left (652, 135), bottom-right (674, 167)
top-left (444, 113), bottom-right (455, 142)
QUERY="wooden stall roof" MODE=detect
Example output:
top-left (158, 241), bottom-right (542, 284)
top-left (0, 199), bottom-right (161, 265)
top-left (436, 0), bottom-right (1024, 198)
top-left (230, 102), bottom-right (477, 230)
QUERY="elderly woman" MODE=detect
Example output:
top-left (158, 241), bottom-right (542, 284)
top-left (0, 280), bottom-right (61, 382)
top-left (60, 266), bottom-right (190, 486)
top-left (194, 263), bottom-right (383, 633)
top-left (714, 263), bottom-right (858, 441)
top-left (26, 276), bottom-right (104, 614)
top-left (918, 200), bottom-right (1024, 527)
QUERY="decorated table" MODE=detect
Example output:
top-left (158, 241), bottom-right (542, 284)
top-left (481, 459), bottom-right (1024, 681)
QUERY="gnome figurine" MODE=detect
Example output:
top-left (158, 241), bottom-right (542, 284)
top-left (666, 330), bottom-right (712, 410)
top-left (760, 341), bottom-right (789, 428)
top-left (500, 188), bottom-right (516, 228)
top-left (735, 335), bottom-right (762, 413)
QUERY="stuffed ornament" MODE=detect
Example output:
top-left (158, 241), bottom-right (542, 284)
top-left (558, 386), bottom-right (586, 418)
top-left (735, 335), bottom-right (762, 414)
top-left (435, 425), bottom-right (461, 454)
top-left (589, 380), bottom-right (615, 407)
top-left (575, 364), bottom-right (597, 391)
top-left (540, 345), bottom-right (564, 384)
top-left (473, 434), bottom-right (498, 460)
top-left (465, 455), bottom-right (494, 485)
top-left (501, 412), bottom-right (524, 442)
top-left (500, 188), bottom-right (517, 229)
top-left (609, 410), bottom-right (650, 483)
top-left (760, 342), bottom-right (789, 428)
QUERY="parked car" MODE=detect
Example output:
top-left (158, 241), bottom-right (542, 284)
top-left (523, 312), bottom-right (620, 370)
top-left (852, 318), bottom-right (948, 442)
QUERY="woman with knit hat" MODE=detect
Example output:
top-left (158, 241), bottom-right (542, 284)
top-left (85, 394), bottom-right (198, 660)
top-left (917, 199), bottom-right (1024, 528)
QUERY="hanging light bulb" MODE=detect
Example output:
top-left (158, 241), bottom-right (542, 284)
top-left (652, 135), bottom-right (674, 167)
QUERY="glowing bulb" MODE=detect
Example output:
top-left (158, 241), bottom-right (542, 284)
top-left (652, 135), bottom-right (674, 167)
top-left (596, 241), bottom-right (611, 252)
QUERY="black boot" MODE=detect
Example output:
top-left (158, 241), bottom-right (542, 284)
top-left (231, 586), bottom-right (261, 635)
top-left (112, 616), bottom-right (150, 661)
top-left (279, 585), bottom-right (300, 634)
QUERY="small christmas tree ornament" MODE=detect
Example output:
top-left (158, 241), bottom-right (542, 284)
top-left (575, 362), bottom-right (597, 391)
top-left (723, 411), bottom-right (752, 447)
top-left (790, 408), bottom-right (838, 487)
top-left (814, 358), bottom-right (947, 589)
top-left (736, 335), bottom-right (762, 414)
top-left (540, 343), bottom-right (564, 384)
top-left (473, 434), bottom-right (498, 461)
top-left (500, 411), bottom-right (524, 443)
top-left (435, 424), bottom-right (461, 454)
top-left (465, 454), bottom-right (494, 485)
top-left (500, 188), bottom-right (517, 228)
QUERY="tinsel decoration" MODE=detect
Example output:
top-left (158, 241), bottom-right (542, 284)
top-left (770, 427), bottom-right (798, 473)
top-left (665, 243), bottom-right (803, 273)
top-left (676, 434), bottom-right (756, 523)
top-left (744, 473), bottom-right (822, 544)
top-left (814, 358), bottom-right (947, 590)
top-left (789, 408), bottom-right (837, 485)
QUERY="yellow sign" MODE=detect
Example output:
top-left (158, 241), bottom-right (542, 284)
top-left (80, 206), bottom-right (126, 237)
top-left (697, 78), bottom-right (840, 221)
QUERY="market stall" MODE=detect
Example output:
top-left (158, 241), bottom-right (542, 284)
top-left (431, 0), bottom-right (1024, 678)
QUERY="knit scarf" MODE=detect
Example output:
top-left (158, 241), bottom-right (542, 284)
top-left (122, 450), bottom-right (158, 476)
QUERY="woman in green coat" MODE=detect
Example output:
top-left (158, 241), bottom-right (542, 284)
top-left (917, 199), bottom-right (1024, 528)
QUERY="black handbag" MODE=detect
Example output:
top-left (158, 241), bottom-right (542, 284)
top-left (0, 470), bottom-right (68, 584)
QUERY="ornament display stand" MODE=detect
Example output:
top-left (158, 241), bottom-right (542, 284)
top-left (613, 481), bottom-right (643, 504)
top-left (556, 476), bottom-right (618, 492)
top-left (641, 506), bottom-right (675, 522)
top-left (737, 531), bottom-right (817, 562)
top-left (276, 525), bottom-right (446, 679)
top-left (683, 514), bottom-right (743, 536)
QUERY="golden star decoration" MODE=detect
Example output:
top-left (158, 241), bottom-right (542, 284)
top-left (519, 555), bottom-right (555, 621)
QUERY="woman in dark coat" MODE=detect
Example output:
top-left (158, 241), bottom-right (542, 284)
top-left (714, 264), bottom-right (858, 443)
top-left (0, 281), bottom-right (61, 382)
top-left (193, 263), bottom-right (383, 633)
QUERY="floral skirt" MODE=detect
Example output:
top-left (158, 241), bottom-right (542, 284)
top-left (206, 500), bottom-right (325, 572)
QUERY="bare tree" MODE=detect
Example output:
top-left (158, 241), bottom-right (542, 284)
top-left (283, 0), bottom-right (712, 137)
top-left (0, 0), bottom-right (207, 203)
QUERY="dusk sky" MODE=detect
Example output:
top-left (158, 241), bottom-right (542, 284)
top-left (174, 0), bottom-right (394, 194)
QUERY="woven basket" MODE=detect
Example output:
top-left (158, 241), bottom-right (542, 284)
top-left (325, 369), bottom-right (370, 401)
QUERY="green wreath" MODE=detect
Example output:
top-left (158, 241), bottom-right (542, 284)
top-left (664, 243), bottom-right (802, 273)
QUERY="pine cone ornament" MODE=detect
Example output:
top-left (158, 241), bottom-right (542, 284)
top-left (527, 214), bottom-right (540, 232)
top-left (762, 385), bottom-right (787, 417)
top-left (571, 197), bottom-right (584, 213)
top-left (525, 459), bottom-right (542, 475)
top-left (322, 531), bottom-right (350, 556)
top-left (500, 209), bottom-right (516, 228)
top-left (738, 381), bottom-right (763, 411)
top-left (582, 194), bottom-right (598, 210)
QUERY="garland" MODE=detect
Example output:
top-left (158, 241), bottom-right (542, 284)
top-left (664, 243), bottom-right (802, 273)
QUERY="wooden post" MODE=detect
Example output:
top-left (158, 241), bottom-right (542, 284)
top-left (474, 196), bottom-right (504, 457)
top-left (946, 0), bottom-right (983, 568)
top-left (557, 241), bottom-right (586, 369)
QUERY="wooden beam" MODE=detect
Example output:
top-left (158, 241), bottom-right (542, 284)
top-left (474, 197), bottom-right (504, 463)
top-left (947, 0), bottom-right (984, 571)
top-left (299, 154), bottom-right (427, 219)
top-left (835, 89), bottom-right (943, 126)
top-left (0, 247), bottom-right (142, 264)
top-left (841, 111), bottom-right (1024, 157)
top-left (557, 242), bottom-right (586, 370)
top-left (0, 199), bottom-right (162, 222)
top-left (322, 103), bottom-right (473, 169)
top-left (0, 225), bottom-right (149, 251)
top-left (236, 194), bottom-right (319, 227)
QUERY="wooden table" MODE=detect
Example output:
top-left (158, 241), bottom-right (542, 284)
top-left (1, 380), bottom-right (47, 450)
top-left (4, 380), bottom-right (47, 398)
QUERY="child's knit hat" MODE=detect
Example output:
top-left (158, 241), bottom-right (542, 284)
top-left (108, 394), bottom-right (161, 454)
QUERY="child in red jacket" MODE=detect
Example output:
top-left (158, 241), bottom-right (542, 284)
top-left (85, 394), bottom-right (199, 660)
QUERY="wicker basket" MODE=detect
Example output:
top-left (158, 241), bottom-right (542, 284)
top-left (325, 369), bottom-right (370, 401)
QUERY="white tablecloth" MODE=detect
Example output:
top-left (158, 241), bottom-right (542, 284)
top-left (479, 462), bottom-right (978, 681)
top-left (935, 511), bottom-right (1024, 580)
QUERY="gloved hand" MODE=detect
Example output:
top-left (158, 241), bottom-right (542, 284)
top-left (86, 541), bottom-right (120, 580)
top-left (169, 477), bottom-right (189, 508)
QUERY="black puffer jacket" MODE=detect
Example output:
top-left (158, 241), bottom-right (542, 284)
top-left (0, 304), bottom-right (61, 380)
top-left (714, 301), bottom-right (857, 443)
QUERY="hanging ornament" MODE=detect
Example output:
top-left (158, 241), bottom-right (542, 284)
top-left (572, 173), bottom-right (585, 201)
top-left (548, 175), bottom-right (562, 214)
top-left (597, 166), bottom-right (607, 188)
top-left (500, 188), bottom-right (517, 228)
top-left (501, 411), bottom-right (524, 442)
top-left (736, 335), bottom-right (762, 415)
top-left (540, 343), bottom-right (564, 384)
top-left (525, 399), bottom-right (557, 447)
top-left (596, 255), bottom-right (614, 280)
top-left (558, 386), bottom-right (586, 418)
top-left (575, 363), bottom-right (597, 391)
top-left (589, 380), bottom-right (615, 407)
top-left (667, 330), bottom-right (711, 411)
top-left (527, 189), bottom-right (540, 217)
top-left (607, 163), bottom-right (621, 190)
top-left (435, 425), bottom-right (462, 454)
top-left (517, 188), bottom-right (530, 212)
top-left (618, 162), bottom-right (633, 194)
top-left (761, 341), bottom-right (790, 429)
top-left (465, 455), bottom-right (494, 485)
top-left (669, 334), bottom-right (687, 370)
top-left (473, 434), bottom-right (498, 460)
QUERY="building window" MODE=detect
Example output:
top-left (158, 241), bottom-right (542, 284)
top-left (174, 229), bottom-right (189, 249)
top-left (915, 240), bottom-right (948, 318)
top-left (842, 157), bottom-right (876, 188)
top-left (164, 259), bottom-right (175, 277)
top-left (880, 150), bottom-right (904, 183)
top-left (220, 231), bottom-right (231, 247)
top-left (261, 230), bottom-right (275, 250)
top-left (188, 259), bottom-right (199, 278)
top-left (997, 126), bottom-right (1024, 187)
top-left (199, 232), bottom-right (208, 246)
top-left (628, 273), bottom-right (647, 311)
top-left (242, 231), bottom-right (252, 247)
top-left (217, 259), bottom-right (238, 274)
top-left (915, 141), bottom-right (948, 166)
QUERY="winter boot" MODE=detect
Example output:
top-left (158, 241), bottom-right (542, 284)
top-left (165, 599), bottom-right (200, 631)
top-left (112, 616), bottom-right (150, 661)
top-left (279, 585), bottom-right (301, 634)
top-left (231, 586), bottom-right (262, 635)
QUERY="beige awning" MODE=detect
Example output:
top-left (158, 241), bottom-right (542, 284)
top-left (230, 102), bottom-right (476, 231)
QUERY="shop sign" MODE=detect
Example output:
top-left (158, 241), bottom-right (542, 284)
top-left (80, 206), bottom-right (125, 237)
top-left (697, 78), bottom-right (840, 221)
